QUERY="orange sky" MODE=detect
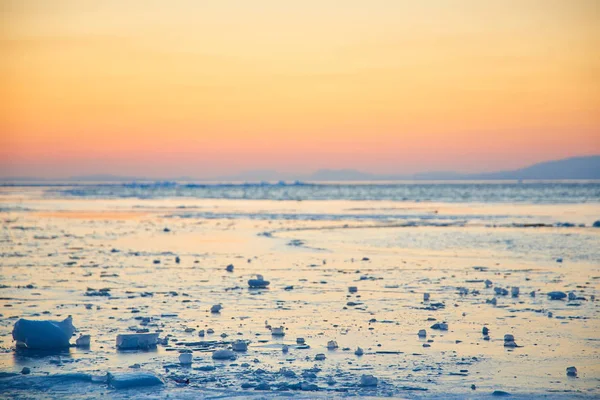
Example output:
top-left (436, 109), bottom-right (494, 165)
top-left (1, 0), bottom-right (599, 178)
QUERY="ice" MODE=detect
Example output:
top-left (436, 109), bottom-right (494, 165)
top-left (271, 326), bottom-right (285, 336)
top-left (210, 304), bottom-right (222, 313)
top-left (248, 274), bottom-right (270, 288)
top-left (75, 334), bottom-right (90, 347)
top-left (566, 366), bottom-right (577, 377)
top-left (315, 353), bottom-right (326, 361)
top-left (107, 372), bottom-right (163, 389)
top-left (12, 316), bottom-right (75, 349)
top-left (179, 352), bottom-right (192, 364)
top-left (232, 340), bottom-right (248, 352)
top-left (326, 340), bottom-right (338, 349)
top-left (212, 349), bottom-right (235, 360)
top-left (355, 347), bottom-right (364, 356)
top-left (116, 332), bottom-right (158, 350)
top-left (548, 291), bottom-right (567, 300)
top-left (360, 374), bottom-right (378, 387)
top-left (418, 329), bottom-right (427, 338)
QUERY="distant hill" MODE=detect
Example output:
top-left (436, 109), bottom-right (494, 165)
top-left (2, 155), bottom-right (599, 183)
top-left (472, 155), bottom-right (600, 180)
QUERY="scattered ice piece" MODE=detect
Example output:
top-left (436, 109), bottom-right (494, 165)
top-left (556, 258), bottom-right (563, 263)
top-left (504, 334), bottom-right (518, 347)
top-left (157, 337), bottom-right (169, 346)
top-left (12, 316), bottom-right (75, 349)
top-left (511, 287), bottom-right (519, 297)
top-left (430, 322), bottom-right (448, 331)
top-left (548, 291), bottom-right (567, 300)
top-left (207, 328), bottom-right (214, 334)
top-left (199, 330), bottom-right (205, 337)
top-left (593, 220), bottom-right (600, 228)
top-left (355, 347), bottom-right (364, 356)
top-left (226, 264), bottom-right (234, 272)
top-left (360, 374), bottom-right (378, 387)
top-left (530, 291), bottom-right (536, 297)
top-left (175, 256), bottom-right (180, 264)
top-left (107, 372), bottom-right (163, 389)
top-left (423, 293), bottom-right (430, 301)
top-left (116, 332), bottom-right (158, 350)
top-left (348, 286), bottom-right (358, 293)
top-left (327, 340), bottom-right (338, 349)
top-left (282, 345), bottom-right (289, 353)
top-left (315, 353), bottom-right (326, 361)
top-left (21, 367), bottom-right (30, 375)
top-left (212, 349), bottom-right (236, 360)
top-left (75, 334), bottom-right (90, 347)
top-left (494, 287), bottom-right (509, 296)
top-left (271, 326), bottom-right (285, 336)
top-left (548, 312), bottom-right (553, 318)
top-left (232, 340), bottom-right (248, 352)
top-left (566, 366), bottom-right (577, 377)
top-left (485, 279), bottom-right (493, 288)
top-left (482, 327), bottom-right (489, 335)
top-left (179, 352), bottom-right (193, 364)
top-left (486, 298), bottom-right (497, 305)
top-left (296, 338), bottom-right (305, 344)
top-left (211, 304), bottom-right (222, 313)
top-left (568, 292), bottom-right (577, 301)
top-left (248, 275), bottom-right (270, 288)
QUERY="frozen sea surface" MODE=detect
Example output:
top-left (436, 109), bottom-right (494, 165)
top-left (0, 183), bottom-right (599, 398)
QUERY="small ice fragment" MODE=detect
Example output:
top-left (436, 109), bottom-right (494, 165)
top-left (430, 322), bottom-right (448, 331)
top-left (511, 287), bottom-right (519, 297)
top-left (75, 334), bottom-right (91, 347)
top-left (548, 311), bottom-right (553, 318)
top-left (271, 326), bottom-right (285, 336)
top-left (566, 366), bottom-right (577, 377)
top-left (315, 353), bottom-right (326, 361)
top-left (485, 279), bottom-right (493, 288)
top-left (482, 327), bottom-right (489, 335)
top-left (593, 220), bottom-right (600, 228)
top-left (568, 292), bottom-right (576, 301)
top-left (530, 291), bottom-right (536, 297)
top-left (107, 372), bottom-right (163, 389)
top-left (348, 286), bottom-right (358, 293)
top-left (248, 275), bottom-right (270, 288)
top-left (116, 333), bottom-right (158, 350)
top-left (226, 264), bottom-right (234, 272)
top-left (232, 340), bottom-right (248, 352)
top-left (296, 338), bottom-right (305, 344)
top-left (21, 367), bottom-right (30, 375)
top-left (199, 330), bottom-right (205, 337)
top-left (486, 297), bottom-right (497, 305)
top-left (556, 258), bottom-right (563, 263)
top-left (175, 256), bottom-right (180, 264)
top-left (179, 352), bottom-right (192, 364)
top-left (355, 347), bottom-right (364, 356)
top-left (327, 340), bottom-right (338, 349)
top-left (360, 374), bottom-right (378, 387)
top-left (423, 293), bottom-right (430, 301)
top-left (12, 316), bottom-right (75, 349)
top-left (210, 304), bottom-right (222, 313)
top-left (282, 344), bottom-right (289, 353)
top-left (548, 291), bottom-right (567, 300)
top-left (212, 349), bottom-right (236, 360)
top-left (494, 287), bottom-right (509, 296)
top-left (418, 329), bottom-right (427, 338)
top-left (504, 334), bottom-right (518, 347)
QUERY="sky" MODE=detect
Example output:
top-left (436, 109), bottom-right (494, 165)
top-left (1, 0), bottom-right (599, 178)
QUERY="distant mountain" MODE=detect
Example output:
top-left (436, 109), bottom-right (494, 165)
top-left (2, 155), bottom-right (599, 183)
top-left (472, 155), bottom-right (600, 180)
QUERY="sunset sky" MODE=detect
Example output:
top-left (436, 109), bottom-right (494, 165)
top-left (1, 0), bottom-right (599, 178)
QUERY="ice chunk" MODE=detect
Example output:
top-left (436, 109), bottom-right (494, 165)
top-left (315, 353), bottom-right (326, 361)
top-left (210, 304), bottom-right (222, 313)
top-left (348, 286), bottom-right (358, 293)
top-left (355, 347), bottom-right (364, 356)
top-left (360, 374), bottom-right (378, 387)
top-left (511, 287), bottom-right (519, 297)
top-left (232, 340), bottom-right (248, 352)
top-left (566, 366), bottom-right (577, 377)
top-left (12, 316), bottom-right (75, 349)
top-left (226, 264), bottom-right (234, 272)
top-left (430, 322), bottom-right (448, 331)
top-left (423, 293), bottom-right (430, 301)
top-left (418, 329), bottom-right (427, 338)
top-left (212, 349), bottom-right (235, 360)
top-left (548, 291), bottom-right (567, 300)
top-left (327, 340), bottom-right (338, 349)
top-left (248, 274), bottom-right (270, 288)
top-left (107, 372), bottom-right (163, 389)
top-left (271, 326), bottom-right (285, 336)
top-left (179, 352), bottom-right (192, 364)
top-left (75, 334), bottom-right (90, 347)
top-left (116, 332), bottom-right (158, 350)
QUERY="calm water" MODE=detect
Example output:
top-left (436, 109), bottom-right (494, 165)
top-left (43, 181), bottom-right (600, 203)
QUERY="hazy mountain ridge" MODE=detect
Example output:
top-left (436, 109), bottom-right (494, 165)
top-left (2, 155), bottom-right (599, 182)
